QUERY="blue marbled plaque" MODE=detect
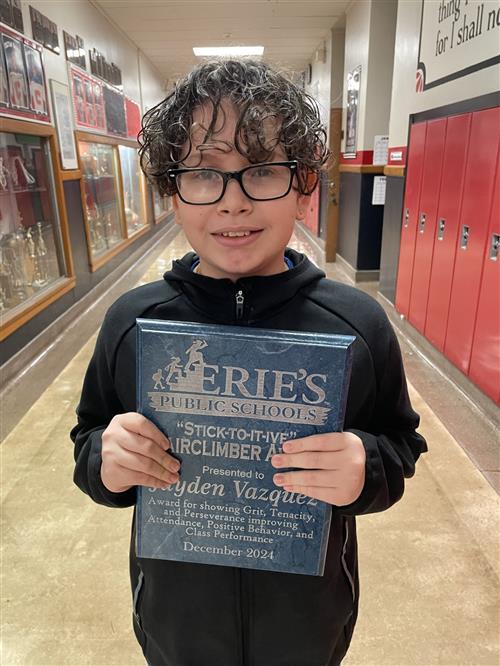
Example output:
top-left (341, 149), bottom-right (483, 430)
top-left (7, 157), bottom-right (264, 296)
top-left (136, 319), bottom-right (354, 576)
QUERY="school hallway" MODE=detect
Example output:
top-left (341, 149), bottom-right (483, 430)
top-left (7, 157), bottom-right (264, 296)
top-left (1, 223), bottom-right (498, 666)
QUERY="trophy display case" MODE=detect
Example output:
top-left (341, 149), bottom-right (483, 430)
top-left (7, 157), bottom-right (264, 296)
top-left (79, 139), bottom-right (125, 259)
top-left (152, 187), bottom-right (172, 223)
top-left (0, 126), bottom-right (73, 336)
top-left (77, 133), bottom-right (150, 270)
top-left (118, 144), bottom-right (147, 235)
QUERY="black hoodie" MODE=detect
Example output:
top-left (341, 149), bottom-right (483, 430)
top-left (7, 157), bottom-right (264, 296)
top-left (71, 249), bottom-right (426, 666)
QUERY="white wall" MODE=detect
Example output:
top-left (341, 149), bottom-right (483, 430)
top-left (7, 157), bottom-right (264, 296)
top-left (389, 0), bottom-right (500, 147)
top-left (364, 0), bottom-right (397, 146)
top-left (305, 37), bottom-right (333, 137)
top-left (341, 0), bottom-right (397, 153)
top-left (330, 29), bottom-right (345, 109)
top-left (139, 51), bottom-right (167, 113)
top-left (18, 0), bottom-right (165, 117)
top-left (342, 0), bottom-right (371, 152)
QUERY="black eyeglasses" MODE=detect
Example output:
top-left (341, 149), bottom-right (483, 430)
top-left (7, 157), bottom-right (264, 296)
top-left (167, 161), bottom-right (298, 205)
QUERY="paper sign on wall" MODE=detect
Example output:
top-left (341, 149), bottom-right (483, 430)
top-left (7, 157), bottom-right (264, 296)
top-left (372, 176), bottom-right (386, 205)
top-left (373, 135), bottom-right (389, 165)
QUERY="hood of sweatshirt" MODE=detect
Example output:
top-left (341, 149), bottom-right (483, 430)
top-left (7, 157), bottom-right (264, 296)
top-left (163, 248), bottom-right (325, 324)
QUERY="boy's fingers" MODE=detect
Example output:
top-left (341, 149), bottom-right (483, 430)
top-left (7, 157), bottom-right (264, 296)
top-left (114, 462), bottom-right (177, 490)
top-left (280, 485), bottom-right (339, 506)
top-left (271, 451), bottom-right (339, 470)
top-left (282, 433), bottom-right (345, 454)
top-left (273, 469), bottom-right (339, 488)
top-left (115, 453), bottom-right (179, 485)
top-left (118, 412), bottom-right (171, 450)
top-left (117, 431), bottom-right (180, 474)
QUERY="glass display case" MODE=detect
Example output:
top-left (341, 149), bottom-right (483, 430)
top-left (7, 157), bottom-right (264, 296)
top-left (79, 139), bottom-right (125, 258)
top-left (77, 134), bottom-right (150, 269)
top-left (152, 187), bottom-right (172, 222)
top-left (0, 130), bottom-right (67, 319)
top-left (118, 145), bottom-right (147, 235)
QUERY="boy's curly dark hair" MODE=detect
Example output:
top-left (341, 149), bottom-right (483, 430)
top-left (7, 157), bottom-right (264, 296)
top-left (138, 59), bottom-right (329, 197)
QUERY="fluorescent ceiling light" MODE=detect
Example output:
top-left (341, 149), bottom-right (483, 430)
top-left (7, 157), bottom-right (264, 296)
top-left (193, 46), bottom-right (264, 56)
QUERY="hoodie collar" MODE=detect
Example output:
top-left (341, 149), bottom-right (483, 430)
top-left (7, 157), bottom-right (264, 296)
top-left (163, 248), bottom-right (325, 324)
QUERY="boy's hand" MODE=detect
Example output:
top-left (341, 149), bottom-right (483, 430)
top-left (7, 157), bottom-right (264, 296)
top-left (101, 413), bottom-right (180, 493)
top-left (271, 432), bottom-right (366, 506)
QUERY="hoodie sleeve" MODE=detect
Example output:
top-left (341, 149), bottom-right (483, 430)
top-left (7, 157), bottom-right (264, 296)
top-left (340, 308), bottom-right (427, 516)
top-left (70, 307), bottom-right (137, 509)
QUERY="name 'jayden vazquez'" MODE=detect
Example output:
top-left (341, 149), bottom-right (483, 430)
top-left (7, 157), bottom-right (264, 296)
top-left (163, 473), bottom-right (318, 508)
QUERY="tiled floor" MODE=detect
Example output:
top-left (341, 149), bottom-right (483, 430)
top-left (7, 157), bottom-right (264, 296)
top-left (1, 226), bottom-right (498, 665)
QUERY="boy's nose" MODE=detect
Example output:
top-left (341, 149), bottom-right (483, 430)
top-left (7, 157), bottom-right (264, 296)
top-left (217, 178), bottom-right (252, 215)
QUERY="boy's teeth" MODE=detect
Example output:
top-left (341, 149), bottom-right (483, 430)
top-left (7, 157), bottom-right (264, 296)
top-left (221, 231), bottom-right (251, 237)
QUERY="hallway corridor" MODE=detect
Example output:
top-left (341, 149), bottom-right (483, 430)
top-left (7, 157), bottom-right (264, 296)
top-left (1, 227), bottom-right (498, 666)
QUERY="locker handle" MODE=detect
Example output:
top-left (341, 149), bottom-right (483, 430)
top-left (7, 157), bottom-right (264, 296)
top-left (419, 212), bottom-right (426, 234)
top-left (437, 218), bottom-right (445, 241)
top-left (403, 208), bottom-right (409, 228)
top-left (489, 234), bottom-right (499, 261)
top-left (460, 225), bottom-right (470, 250)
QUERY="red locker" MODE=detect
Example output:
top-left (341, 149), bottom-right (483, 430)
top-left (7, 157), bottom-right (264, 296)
top-left (395, 122), bottom-right (427, 317)
top-left (444, 107), bottom-right (500, 374)
top-left (303, 184), bottom-right (319, 235)
top-left (468, 158), bottom-right (500, 403)
top-left (408, 118), bottom-right (447, 333)
top-left (425, 113), bottom-right (472, 351)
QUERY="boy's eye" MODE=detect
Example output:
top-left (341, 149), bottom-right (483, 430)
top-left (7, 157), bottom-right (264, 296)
top-left (193, 170), bottom-right (219, 182)
top-left (249, 166), bottom-right (275, 178)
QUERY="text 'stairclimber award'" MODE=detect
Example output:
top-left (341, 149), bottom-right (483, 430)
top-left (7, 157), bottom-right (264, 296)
top-left (136, 320), bottom-right (354, 576)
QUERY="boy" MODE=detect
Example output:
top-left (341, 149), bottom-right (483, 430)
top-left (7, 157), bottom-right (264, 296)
top-left (71, 59), bottom-right (426, 666)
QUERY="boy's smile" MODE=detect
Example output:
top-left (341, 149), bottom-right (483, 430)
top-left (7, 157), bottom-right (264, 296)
top-left (172, 102), bottom-right (309, 281)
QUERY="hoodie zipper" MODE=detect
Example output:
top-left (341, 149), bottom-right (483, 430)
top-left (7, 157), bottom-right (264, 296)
top-left (235, 289), bottom-right (244, 320)
top-left (341, 518), bottom-right (356, 604)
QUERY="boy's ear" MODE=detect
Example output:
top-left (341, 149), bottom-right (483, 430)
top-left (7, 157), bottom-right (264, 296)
top-left (295, 193), bottom-right (310, 221)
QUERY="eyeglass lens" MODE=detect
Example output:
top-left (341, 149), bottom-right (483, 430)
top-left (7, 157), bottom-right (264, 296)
top-left (176, 164), bottom-right (293, 204)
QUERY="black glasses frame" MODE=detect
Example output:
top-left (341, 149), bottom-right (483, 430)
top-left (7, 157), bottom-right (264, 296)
top-left (167, 160), bottom-right (298, 205)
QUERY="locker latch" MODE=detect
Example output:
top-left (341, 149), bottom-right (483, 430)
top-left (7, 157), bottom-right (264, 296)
top-left (437, 218), bottom-right (445, 241)
top-left (419, 212), bottom-right (426, 233)
top-left (404, 208), bottom-right (409, 228)
top-left (460, 225), bottom-right (470, 250)
top-left (489, 233), bottom-right (500, 261)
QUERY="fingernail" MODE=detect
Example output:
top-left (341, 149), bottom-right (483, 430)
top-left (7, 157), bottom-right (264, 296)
top-left (274, 474), bottom-right (284, 485)
top-left (282, 442), bottom-right (292, 452)
top-left (272, 455), bottom-right (284, 467)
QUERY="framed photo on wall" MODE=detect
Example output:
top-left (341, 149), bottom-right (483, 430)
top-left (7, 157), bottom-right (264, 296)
top-left (0, 40), bottom-right (9, 106)
top-left (50, 79), bottom-right (78, 169)
top-left (345, 65), bottom-right (361, 158)
top-left (24, 43), bottom-right (47, 114)
top-left (2, 32), bottom-right (29, 109)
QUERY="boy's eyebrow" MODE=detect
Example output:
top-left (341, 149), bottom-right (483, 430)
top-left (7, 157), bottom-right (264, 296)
top-left (183, 142), bottom-right (235, 167)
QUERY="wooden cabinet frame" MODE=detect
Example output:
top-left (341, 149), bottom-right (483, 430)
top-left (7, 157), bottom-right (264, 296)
top-left (0, 118), bottom-right (76, 341)
top-left (75, 131), bottom-right (150, 272)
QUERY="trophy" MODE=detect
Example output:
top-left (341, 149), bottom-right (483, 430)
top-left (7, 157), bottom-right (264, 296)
top-left (32, 221), bottom-right (49, 286)
top-left (0, 157), bottom-right (8, 190)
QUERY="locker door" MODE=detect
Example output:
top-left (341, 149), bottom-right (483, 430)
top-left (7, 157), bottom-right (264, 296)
top-left (408, 118), bottom-right (447, 333)
top-left (425, 113), bottom-right (472, 351)
top-left (304, 185), bottom-right (319, 235)
top-left (468, 158), bottom-right (500, 403)
top-left (444, 106), bottom-right (500, 374)
top-left (395, 122), bottom-right (427, 317)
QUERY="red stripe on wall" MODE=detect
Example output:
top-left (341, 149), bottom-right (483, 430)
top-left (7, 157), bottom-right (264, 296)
top-left (340, 150), bottom-right (374, 165)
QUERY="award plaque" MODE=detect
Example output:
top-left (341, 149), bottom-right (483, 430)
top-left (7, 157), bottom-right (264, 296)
top-left (136, 320), bottom-right (354, 576)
